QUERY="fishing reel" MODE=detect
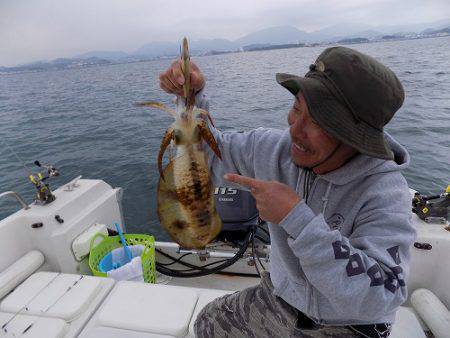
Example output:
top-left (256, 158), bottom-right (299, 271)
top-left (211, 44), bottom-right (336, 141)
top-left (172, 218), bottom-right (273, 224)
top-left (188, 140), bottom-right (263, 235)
top-left (28, 160), bottom-right (59, 205)
top-left (412, 185), bottom-right (450, 224)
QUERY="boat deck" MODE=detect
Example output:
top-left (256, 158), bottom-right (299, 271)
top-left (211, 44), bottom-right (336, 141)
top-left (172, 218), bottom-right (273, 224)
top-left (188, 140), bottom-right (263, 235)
top-left (0, 179), bottom-right (448, 337)
top-left (0, 269), bottom-right (427, 338)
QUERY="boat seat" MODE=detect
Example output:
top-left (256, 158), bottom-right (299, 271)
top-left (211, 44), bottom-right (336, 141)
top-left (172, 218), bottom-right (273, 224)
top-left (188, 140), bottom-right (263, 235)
top-left (186, 289), bottom-right (232, 337)
top-left (81, 281), bottom-right (233, 338)
top-left (0, 250), bottom-right (44, 300)
top-left (0, 271), bottom-right (114, 338)
top-left (94, 281), bottom-right (198, 337)
top-left (390, 307), bottom-right (426, 338)
top-left (0, 311), bottom-right (68, 338)
top-left (80, 280), bottom-right (430, 338)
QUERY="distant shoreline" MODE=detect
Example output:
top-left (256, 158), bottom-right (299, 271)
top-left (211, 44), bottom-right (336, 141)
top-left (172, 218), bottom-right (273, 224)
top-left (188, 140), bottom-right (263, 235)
top-left (1, 34), bottom-right (449, 76)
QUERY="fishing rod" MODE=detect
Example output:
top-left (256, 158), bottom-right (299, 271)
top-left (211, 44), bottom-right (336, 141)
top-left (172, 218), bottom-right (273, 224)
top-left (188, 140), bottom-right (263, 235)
top-left (0, 138), bottom-right (59, 205)
top-left (412, 186), bottom-right (450, 224)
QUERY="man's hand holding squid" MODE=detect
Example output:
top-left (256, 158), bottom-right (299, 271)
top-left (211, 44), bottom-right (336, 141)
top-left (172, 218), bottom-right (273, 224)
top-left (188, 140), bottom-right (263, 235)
top-left (159, 60), bottom-right (205, 97)
top-left (224, 173), bottom-right (301, 224)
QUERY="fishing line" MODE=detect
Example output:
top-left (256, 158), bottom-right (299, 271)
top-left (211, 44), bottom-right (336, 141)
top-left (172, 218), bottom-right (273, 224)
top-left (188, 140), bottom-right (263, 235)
top-left (0, 138), bottom-right (33, 177)
top-left (21, 275), bottom-right (84, 334)
top-left (1, 273), bottom-right (61, 333)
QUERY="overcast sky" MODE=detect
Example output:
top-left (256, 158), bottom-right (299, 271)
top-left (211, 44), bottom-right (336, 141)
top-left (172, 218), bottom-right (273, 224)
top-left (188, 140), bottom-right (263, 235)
top-left (1, 0), bottom-right (449, 67)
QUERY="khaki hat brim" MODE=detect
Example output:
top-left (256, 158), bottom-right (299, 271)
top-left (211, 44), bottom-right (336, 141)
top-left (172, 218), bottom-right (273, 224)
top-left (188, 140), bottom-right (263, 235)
top-left (276, 73), bottom-right (394, 160)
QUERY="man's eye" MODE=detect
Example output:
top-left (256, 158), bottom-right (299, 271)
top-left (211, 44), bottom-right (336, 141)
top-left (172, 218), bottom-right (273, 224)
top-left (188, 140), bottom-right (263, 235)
top-left (310, 117), bottom-right (319, 126)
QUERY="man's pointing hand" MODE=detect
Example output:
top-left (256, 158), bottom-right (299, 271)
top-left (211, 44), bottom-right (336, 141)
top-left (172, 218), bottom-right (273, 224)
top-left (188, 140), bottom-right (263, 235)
top-left (224, 174), bottom-right (301, 224)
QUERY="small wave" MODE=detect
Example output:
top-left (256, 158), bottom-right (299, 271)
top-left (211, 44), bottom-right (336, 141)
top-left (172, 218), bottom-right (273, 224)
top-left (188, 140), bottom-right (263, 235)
top-left (402, 70), bottom-right (421, 75)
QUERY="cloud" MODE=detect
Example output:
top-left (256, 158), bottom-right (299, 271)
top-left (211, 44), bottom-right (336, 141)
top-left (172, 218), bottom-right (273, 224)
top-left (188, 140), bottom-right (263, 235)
top-left (1, 0), bottom-right (449, 66)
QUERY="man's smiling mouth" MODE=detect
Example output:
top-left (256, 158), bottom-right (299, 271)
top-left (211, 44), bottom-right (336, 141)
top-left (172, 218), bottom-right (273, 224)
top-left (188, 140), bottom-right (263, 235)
top-left (293, 141), bottom-right (309, 153)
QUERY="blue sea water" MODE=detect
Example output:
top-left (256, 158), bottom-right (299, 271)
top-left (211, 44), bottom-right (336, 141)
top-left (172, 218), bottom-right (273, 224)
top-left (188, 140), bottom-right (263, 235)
top-left (0, 37), bottom-right (449, 239)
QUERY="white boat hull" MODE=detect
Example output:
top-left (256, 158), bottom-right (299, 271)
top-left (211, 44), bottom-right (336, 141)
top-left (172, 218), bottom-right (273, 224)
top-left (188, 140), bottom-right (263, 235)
top-left (0, 179), bottom-right (448, 337)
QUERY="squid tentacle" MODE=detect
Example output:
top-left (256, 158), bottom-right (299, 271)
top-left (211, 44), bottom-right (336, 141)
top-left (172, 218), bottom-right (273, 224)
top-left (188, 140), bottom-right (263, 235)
top-left (196, 108), bottom-right (216, 128)
top-left (135, 101), bottom-right (178, 119)
top-left (158, 127), bottom-right (174, 180)
top-left (198, 122), bottom-right (222, 160)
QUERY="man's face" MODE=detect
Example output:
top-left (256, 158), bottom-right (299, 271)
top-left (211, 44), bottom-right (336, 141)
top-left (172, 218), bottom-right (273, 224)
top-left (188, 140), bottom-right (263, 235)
top-left (288, 93), bottom-right (340, 168)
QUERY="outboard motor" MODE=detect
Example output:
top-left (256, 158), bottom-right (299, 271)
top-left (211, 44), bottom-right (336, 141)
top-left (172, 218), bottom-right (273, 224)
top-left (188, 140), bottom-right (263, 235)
top-left (214, 187), bottom-right (264, 243)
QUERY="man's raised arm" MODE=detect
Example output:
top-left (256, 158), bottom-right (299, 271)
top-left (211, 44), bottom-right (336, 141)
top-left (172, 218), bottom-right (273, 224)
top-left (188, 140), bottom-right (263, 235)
top-left (159, 59), bottom-right (264, 185)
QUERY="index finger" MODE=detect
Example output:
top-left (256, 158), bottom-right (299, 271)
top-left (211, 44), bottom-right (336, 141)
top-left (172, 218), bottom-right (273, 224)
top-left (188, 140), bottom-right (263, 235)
top-left (224, 173), bottom-right (264, 189)
top-left (171, 60), bottom-right (184, 85)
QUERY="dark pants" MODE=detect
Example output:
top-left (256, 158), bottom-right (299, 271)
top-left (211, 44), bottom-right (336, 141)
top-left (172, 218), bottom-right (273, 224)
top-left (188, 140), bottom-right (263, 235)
top-left (194, 272), bottom-right (361, 338)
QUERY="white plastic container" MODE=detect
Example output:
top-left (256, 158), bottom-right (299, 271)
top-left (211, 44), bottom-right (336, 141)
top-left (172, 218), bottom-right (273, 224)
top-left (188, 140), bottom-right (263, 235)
top-left (72, 223), bottom-right (108, 261)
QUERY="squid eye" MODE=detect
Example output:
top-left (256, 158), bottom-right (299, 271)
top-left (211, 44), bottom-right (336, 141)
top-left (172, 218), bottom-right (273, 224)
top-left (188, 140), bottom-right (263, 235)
top-left (173, 130), bottom-right (182, 143)
top-left (193, 126), bottom-right (200, 137)
top-left (191, 126), bottom-right (201, 142)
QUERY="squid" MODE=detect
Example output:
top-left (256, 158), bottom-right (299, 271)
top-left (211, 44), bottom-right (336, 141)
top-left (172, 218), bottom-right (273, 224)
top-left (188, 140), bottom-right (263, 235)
top-left (137, 37), bottom-right (222, 249)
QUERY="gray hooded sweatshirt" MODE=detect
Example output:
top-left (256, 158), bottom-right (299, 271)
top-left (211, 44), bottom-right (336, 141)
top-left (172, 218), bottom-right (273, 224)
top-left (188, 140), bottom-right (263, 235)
top-left (197, 92), bottom-right (415, 326)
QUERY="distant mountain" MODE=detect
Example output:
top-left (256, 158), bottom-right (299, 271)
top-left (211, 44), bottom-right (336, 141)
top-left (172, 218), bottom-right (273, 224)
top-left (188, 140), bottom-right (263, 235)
top-left (308, 23), bottom-right (375, 42)
top-left (233, 23), bottom-right (392, 44)
top-left (190, 39), bottom-right (239, 53)
top-left (243, 43), bottom-right (305, 52)
top-left (422, 26), bottom-right (450, 35)
top-left (373, 18), bottom-right (450, 35)
top-left (75, 50), bottom-right (129, 61)
top-left (3, 18), bottom-right (450, 73)
top-left (235, 26), bottom-right (309, 45)
top-left (310, 29), bottom-right (383, 44)
top-left (134, 41), bottom-right (179, 58)
top-left (132, 38), bottom-right (240, 58)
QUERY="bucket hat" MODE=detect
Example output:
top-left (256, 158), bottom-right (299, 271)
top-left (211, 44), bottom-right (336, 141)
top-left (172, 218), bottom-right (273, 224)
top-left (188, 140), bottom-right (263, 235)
top-left (276, 46), bottom-right (404, 160)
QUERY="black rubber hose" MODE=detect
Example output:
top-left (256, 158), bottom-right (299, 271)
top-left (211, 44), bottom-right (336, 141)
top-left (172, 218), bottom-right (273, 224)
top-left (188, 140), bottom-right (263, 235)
top-left (157, 253), bottom-right (192, 267)
top-left (156, 230), bottom-right (252, 278)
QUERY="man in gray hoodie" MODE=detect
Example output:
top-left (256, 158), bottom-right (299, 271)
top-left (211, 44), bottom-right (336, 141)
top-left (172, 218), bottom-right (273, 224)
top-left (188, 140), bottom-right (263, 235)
top-left (159, 47), bottom-right (415, 338)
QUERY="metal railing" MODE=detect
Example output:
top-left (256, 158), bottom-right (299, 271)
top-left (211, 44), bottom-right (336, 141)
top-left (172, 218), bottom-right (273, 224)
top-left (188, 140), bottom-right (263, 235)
top-left (0, 191), bottom-right (30, 210)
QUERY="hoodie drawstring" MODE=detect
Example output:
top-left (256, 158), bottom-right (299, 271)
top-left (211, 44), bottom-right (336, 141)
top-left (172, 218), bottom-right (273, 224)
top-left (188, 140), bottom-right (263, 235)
top-left (297, 169), bottom-right (332, 215)
top-left (322, 181), bottom-right (333, 215)
top-left (303, 169), bottom-right (317, 203)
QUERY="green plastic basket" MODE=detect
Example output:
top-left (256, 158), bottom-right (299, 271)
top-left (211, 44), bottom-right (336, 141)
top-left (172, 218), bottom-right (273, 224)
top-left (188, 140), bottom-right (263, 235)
top-left (89, 233), bottom-right (156, 283)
